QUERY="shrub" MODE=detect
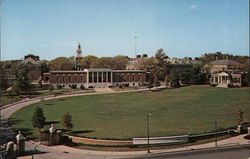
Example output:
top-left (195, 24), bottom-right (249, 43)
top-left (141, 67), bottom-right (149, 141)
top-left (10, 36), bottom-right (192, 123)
top-left (108, 86), bottom-right (113, 88)
top-left (209, 84), bottom-right (217, 87)
top-left (119, 85), bottom-right (123, 88)
top-left (124, 83), bottom-right (129, 87)
top-left (88, 86), bottom-right (94, 88)
top-left (71, 84), bottom-right (77, 89)
top-left (80, 85), bottom-right (85, 89)
top-left (57, 84), bottom-right (62, 89)
top-left (48, 85), bottom-right (54, 92)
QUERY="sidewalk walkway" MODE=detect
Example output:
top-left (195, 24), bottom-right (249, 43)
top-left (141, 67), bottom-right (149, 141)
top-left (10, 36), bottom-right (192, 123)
top-left (94, 88), bottom-right (114, 93)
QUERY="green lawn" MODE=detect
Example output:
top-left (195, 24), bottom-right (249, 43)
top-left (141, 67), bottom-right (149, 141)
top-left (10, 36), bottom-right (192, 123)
top-left (10, 86), bottom-right (250, 139)
top-left (0, 96), bottom-right (22, 107)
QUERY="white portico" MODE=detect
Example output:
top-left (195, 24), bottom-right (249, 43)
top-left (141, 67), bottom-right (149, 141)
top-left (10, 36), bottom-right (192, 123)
top-left (85, 69), bottom-right (113, 88)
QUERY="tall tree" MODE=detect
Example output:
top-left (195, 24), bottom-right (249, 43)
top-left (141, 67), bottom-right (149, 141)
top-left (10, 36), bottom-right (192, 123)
top-left (170, 72), bottom-right (180, 88)
top-left (111, 55), bottom-right (129, 70)
top-left (153, 76), bottom-right (160, 88)
top-left (32, 107), bottom-right (46, 135)
top-left (12, 64), bottom-right (31, 94)
top-left (78, 55), bottom-right (98, 68)
top-left (62, 112), bottom-right (73, 130)
top-left (154, 49), bottom-right (169, 81)
top-left (48, 57), bottom-right (74, 70)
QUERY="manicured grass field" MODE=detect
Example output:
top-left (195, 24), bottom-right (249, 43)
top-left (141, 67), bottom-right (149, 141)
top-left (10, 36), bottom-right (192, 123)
top-left (10, 86), bottom-right (250, 139)
top-left (0, 96), bottom-right (22, 107)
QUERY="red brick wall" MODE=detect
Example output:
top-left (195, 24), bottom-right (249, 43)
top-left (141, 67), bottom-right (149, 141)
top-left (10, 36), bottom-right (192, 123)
top-left (113, 72), bottom-right (146, 83)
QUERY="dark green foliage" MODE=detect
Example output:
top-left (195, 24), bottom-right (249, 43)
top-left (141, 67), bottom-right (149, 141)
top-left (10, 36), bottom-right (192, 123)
top-left (12, 64), bottom-right (31, 94)
top-left (32, 107), bottom-right (46, 130)
top-left (147, 76), bottom-right (153, 89)
top-left (170, 72), bottom-right (180, 88)
top-left (165, 75), bottom-right (171, 86)
top-left (57, 84), bottom-right (62, 89)
top-left (62, 112), bottom-right (73, 130)
top-left (179, 66), bottom-right (208, 85)
top-left (197, 52), bottom-right (249, 65)
top-left (242, 72), bottom-right (250, 86)
top-left (71, 84), bottom-right (77, 89)
top-left (153, 76), bottom-right (160, 88)
top-left (80, 84), bottom-right (85, 89)
top-left (48, 84), bottom-right (54, 92)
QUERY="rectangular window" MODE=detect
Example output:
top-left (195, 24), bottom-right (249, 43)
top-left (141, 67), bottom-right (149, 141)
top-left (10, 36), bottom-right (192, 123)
top-left (75, 76), bottom-right (77, 82)
top-left (103, 72), bottom-right (106, 82)
top-left (108, 72), bottom-right (111, 82)
top-left (89, 72), bottom-right (92, 83)
top-left (57, 77), bottom-right (59, 82)
top-left (98, 72), bottom-right (102, 82)
top-left (94, 72), bottom-right (97, 83)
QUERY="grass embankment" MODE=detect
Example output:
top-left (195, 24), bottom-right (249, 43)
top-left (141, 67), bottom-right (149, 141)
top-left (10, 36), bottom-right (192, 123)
top-left (10, 86), bottom-right (250, 139)
top-left (0, 96), bottom-right (22, 107)
top-left (0, 88), bottom-right (95, 107)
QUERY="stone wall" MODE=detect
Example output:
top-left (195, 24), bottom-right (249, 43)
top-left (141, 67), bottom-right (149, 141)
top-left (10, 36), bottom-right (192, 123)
top-left (68, 135), bottom-right (133, 146)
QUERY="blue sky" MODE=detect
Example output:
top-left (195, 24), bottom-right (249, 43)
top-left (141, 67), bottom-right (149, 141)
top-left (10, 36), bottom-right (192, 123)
top-left (1, 0), bottom-right (249, 60)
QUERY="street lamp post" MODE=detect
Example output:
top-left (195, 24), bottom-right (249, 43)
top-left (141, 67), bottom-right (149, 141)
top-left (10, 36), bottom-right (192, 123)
top-left (147, 113), bottom-right (152, 153)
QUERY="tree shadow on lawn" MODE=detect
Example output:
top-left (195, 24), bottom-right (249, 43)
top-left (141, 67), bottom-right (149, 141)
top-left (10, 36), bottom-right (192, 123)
top-left (70, 130), bottom-right (95, 134)
top-left (44, 103), bottom-right (54, 105)
top-left (45, 121), bottom-right (61, 126)
top-left (8, 117), bottom-right (24, 127)
top-left (12, 127), bottom-right (33, 139)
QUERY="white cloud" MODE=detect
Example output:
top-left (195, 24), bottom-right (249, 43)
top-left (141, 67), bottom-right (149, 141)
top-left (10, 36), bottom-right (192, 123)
top-left (188, 4), bottom-right (198, 10)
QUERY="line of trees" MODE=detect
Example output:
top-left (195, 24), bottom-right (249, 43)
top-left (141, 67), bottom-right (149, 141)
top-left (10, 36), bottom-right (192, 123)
top-left (48, 55), bottom-right (129, 71)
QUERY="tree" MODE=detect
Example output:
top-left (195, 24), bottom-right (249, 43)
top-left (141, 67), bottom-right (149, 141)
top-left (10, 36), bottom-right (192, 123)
top-left (62, 112), bottom-right (73, 130)
top-left (153, 76), bottom-right (160, 89)
top-left (147, 76), bottom-right (153, 90)
top-left (12, 64), bottom-right (31, 94)
top-left (48, 84), bottom-right (54, 92)
top-left (154, 49), bottom-right (169, 81)
top-left (165, 75), bottom-right (171, 87)
top-left (111, 55), bottom-right (129, 70)
top-left (170, 72), bottom-right (180, 88)
top-left (48, 57), bottom-right (74, 71)
top-left (78, 55), bottom-right (98, 68)
top-left (32, 107), bottom-right (46, 135)
top-left (91, 57), bottom-right (112, 68)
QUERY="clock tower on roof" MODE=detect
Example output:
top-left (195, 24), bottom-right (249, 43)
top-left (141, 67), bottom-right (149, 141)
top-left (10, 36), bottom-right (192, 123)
top-left (75, 42), bottom-right (83, 60)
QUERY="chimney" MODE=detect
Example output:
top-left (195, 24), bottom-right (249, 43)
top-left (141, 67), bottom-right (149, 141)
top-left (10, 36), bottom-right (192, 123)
top-left (216, 56), bottom-right (218, 60)
top-left (226, 56), bottom-right (229, 60)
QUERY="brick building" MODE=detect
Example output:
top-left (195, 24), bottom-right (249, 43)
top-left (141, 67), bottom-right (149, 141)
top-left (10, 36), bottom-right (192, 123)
top-left (209, 58), bottom-right (247, 87)
top-left (43, 69), bottom-right (147, 88)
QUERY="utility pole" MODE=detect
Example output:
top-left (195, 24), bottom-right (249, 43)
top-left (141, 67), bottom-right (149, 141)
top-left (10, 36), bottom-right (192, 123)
top-left (134, 36), bottom-right (137, 58)
top-left (147, 113), bottom-right (152, 153)
top-left (215, 121), bottom-right (218, 147)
